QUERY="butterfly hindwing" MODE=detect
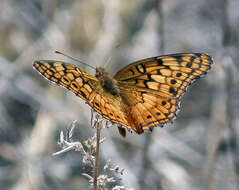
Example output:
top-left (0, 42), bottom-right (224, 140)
top-left (118, 87), bottom-right (179, 132)
top-left (87, 92), bottom-right (129, 127)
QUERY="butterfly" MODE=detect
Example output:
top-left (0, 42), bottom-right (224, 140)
top-left (33, 53), bottom-right (213, 137)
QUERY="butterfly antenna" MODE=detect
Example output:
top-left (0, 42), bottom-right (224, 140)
top-left (55, 50), bottom-right (96, 70)
top-left (103, 55), bottom-right (113, 68)
top-left (102, 44), bottom-right (120, 67)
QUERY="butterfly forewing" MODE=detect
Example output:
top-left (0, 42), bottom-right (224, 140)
top-left (33, 60), bottom-right (99, 101)
top-left (114, 53), bottom-right (212, 99)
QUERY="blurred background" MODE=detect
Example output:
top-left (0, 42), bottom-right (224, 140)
top-left (0, 0), bottom-right (239, 189)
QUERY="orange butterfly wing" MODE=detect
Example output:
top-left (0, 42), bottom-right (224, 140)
top-left (114, 53), bottom-right (213, 133)
top-left (33, 61), bottom-right (130, 129)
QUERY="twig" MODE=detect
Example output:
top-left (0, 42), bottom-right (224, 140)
top-left (52, 115), bottom-right (132, 189)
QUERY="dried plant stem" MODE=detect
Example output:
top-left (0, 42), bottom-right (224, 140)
top-left (93, 122), bottom-right (101, 190)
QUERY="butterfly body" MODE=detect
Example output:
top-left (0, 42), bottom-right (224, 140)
top-left (95, 67), bottom-right (120, 96)
top-left (33, 53), bottom-right (213, 136)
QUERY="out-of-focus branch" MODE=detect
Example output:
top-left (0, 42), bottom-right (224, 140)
top-left (139, 1), bottom-right (164, 190)
top-left (204, 0), bottom-right (238, 189)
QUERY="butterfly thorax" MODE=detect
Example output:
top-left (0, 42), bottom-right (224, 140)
top-left (95, 67), bottom-right (120, 96)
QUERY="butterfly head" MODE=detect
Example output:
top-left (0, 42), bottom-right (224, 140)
top-left (95, 67), bottom-right (106, 79)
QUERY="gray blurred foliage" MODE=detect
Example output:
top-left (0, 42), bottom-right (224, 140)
top-left (0, 0), bottom-right (239, 189)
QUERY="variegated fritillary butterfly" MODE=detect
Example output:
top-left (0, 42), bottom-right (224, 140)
top-left (33, 53), bottom-right (213, 137)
